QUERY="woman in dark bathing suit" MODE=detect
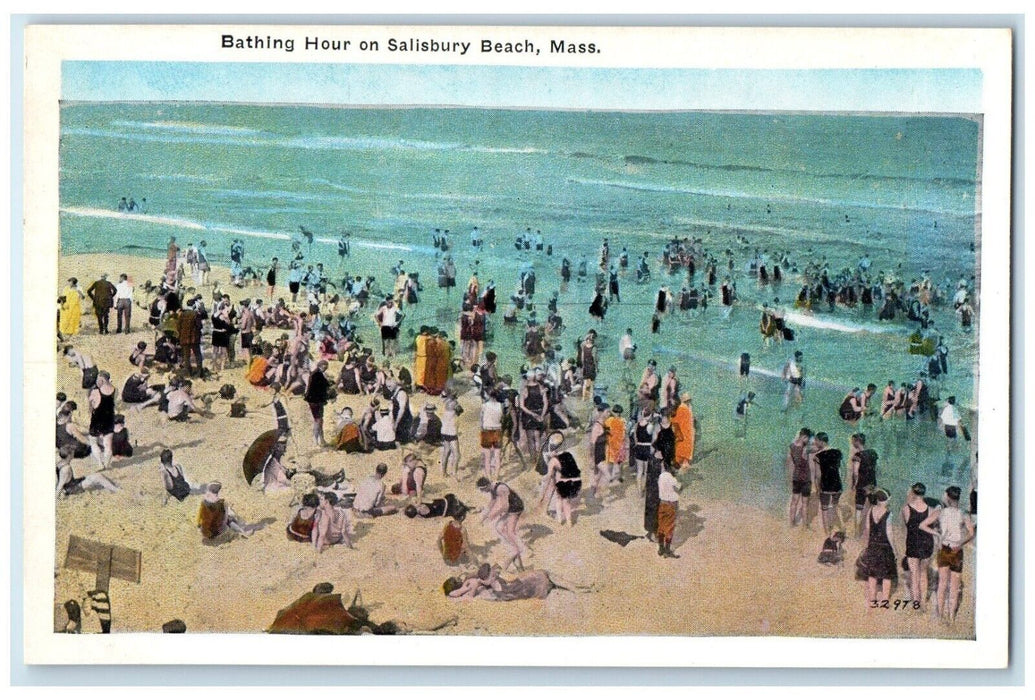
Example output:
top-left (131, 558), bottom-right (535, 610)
top-left (902, 482), bottom-right (935, 609)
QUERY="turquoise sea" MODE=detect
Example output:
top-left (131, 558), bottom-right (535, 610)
top-left (58, 103), bottom-right (980, 511)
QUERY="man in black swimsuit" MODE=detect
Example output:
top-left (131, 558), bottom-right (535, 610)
top-left (809, 432), bottom-right (844, 534)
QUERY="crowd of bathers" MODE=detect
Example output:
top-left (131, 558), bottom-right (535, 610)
top-left (54, 218), bottom-right (978, 626)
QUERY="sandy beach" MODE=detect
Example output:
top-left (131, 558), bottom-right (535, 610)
top-left (52, 252), bottom-right (975, 639)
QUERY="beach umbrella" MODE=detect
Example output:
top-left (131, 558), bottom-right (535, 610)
top-left (243, 429), bottom-right (279, 485)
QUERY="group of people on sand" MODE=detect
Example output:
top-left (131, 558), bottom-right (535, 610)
top-left (55, 212), bottom-right (977, 628)
top-left (788, 421), bottom-right (976, 619)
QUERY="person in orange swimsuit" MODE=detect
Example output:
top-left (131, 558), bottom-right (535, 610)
top-left (672, 393), bottom-right (695, 467)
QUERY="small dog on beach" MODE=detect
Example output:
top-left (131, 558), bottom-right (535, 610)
top-left (817, 531), bottom-right (846, 567)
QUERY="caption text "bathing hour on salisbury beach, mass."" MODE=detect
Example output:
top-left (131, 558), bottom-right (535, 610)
top-left (220, 34), bottom-right (600, 56)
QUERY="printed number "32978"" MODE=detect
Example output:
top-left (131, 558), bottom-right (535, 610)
top-left (871, 600), bottom-right (921, 610)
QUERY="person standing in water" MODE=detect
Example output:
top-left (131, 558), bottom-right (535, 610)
top-left (266, 257), bottom-right (279, 301)
top-left (809, 432), bottom-right (843, 534)
top-left (781, 351), bottom-right (805, 411)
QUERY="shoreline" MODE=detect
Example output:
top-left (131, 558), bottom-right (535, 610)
top-left (51, 252), bottom-right (975, 637)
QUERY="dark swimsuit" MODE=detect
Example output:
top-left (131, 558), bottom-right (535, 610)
top-left (854, 449), bottom-right (878, 507)
top-left (89, 389), bottom-right (115, 437)
top-left (905, 503), bottom-right (934, 560)
top-left (57, 467), bottom-right (86, 495)
top-left (554, 452), bottom-right (582, 499)
top-left (164, 465), bottom-right (192, 502)
top-left (856, 509), bottom-right (896, 580)
top-left (286, 510), bottom-right (316, 542)
top-left (521, 385), bottom-right (545, 431)
top-left (56, 423), bottom-right (91, 458)
top-left (633, 422), bottom-right (653, 461)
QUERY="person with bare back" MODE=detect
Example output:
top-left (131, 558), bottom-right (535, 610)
top-left (476, 476), bottom-right (528, 571)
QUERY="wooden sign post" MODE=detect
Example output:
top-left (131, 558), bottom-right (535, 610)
top-left (63, 535), bottom-right (141, 633)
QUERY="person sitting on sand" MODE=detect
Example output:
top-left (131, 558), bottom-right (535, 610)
top-left (129, 341), bottom-right (153, 370)
top-left (372, 408), bottom-right (397, 451)
top-left (158, 448), bottom-right (207, 504)
top-left (286, 492), bottom-right (319, 543)
top-left (63, 345), bottom-right (97, 389)
top-left (165, 380), bottom-right (204, 422)
top-left (196, 482), bottom-right (261, 540)
top-left (246, 348), bottom-right (271, 387)
top-left (332, 406), bottom-right (368, 453)
top-left (313, 490), bottom-right (354, 552)
top-left (437, 509), bottom-right (471, 566)
top-left (111, 415), bottom-right (133, 458)
top-left (261, 441), bottom-right (294, 494)
top-left (56, 445), bottom-right (120, 499)
top-left (391, 452), bottom-right (427, 502)
top-left (352, 463), bottom-right (399, 518)
top-left (56, 402), bottom-right (92, 459)
top-left (412, 403), bottom-right (443, 447)
top-left (123, 369), bottom-right (163, 410)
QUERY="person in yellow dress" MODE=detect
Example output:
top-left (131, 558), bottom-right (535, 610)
top-left (59, 277), bottom-right (85, 337)
top-left (673, 393), bottom-right (696, 467)
top-left (413, 326), bottom-right (431, 391)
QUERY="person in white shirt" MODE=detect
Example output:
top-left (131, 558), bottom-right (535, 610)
top-left (372, 408), bottom-right (397, 451)
top-left (352, 463), bottom-right (398, 517)
top-left (619, 328), bottom-right (636, 363)
top-left (921, 486), bottom-right (975, 622)
top-left (938, 396), bottom-right (963, 453)
top-left (374, 298), bottom-right (402, 357)
top-left (115, 273), bottom-right (134, 334)
top-left (656, 461), bottom-right (682, 558)
top-left (480, 392), bottom-right (504, 480)
top-left (781, 351), bottom-right (805, 411)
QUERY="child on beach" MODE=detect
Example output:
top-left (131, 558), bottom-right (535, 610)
top-left (734, 391), bottom-right (755, 438)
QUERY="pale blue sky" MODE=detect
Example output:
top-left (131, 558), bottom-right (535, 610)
top-left (62, 62), bottom-right (982, 113)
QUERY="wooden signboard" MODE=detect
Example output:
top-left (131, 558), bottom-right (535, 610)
top-left (64, 535), bottom-right (141, 592)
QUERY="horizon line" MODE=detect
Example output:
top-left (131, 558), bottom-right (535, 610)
top-left (58, 100), bottom-right (982, 120)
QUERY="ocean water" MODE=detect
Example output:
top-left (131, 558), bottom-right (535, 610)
top-left (58, 103), bottom-right (980, 511)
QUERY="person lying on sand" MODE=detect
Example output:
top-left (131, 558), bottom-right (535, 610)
top-left (443, 564), bottom-right (593, 601)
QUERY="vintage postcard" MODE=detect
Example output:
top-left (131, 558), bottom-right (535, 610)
top-left (21, 24), bottom-right (1012, 668)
